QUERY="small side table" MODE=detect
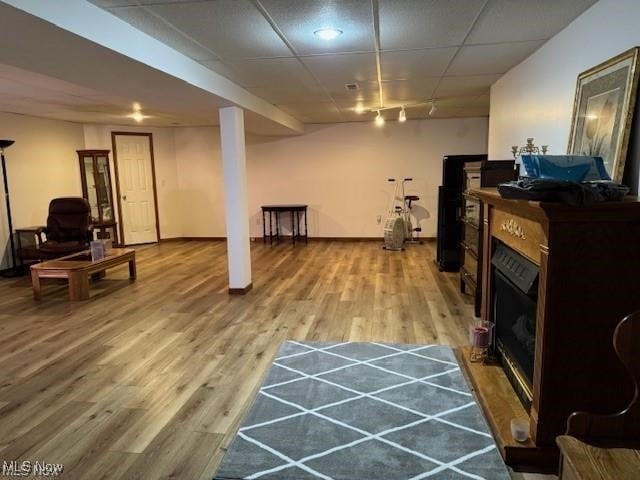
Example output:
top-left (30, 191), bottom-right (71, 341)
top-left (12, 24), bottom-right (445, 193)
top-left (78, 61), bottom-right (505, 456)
top-left (15, 226), bottom-right (45, 265)
top-left (261, 205), bottom-right (308, 245)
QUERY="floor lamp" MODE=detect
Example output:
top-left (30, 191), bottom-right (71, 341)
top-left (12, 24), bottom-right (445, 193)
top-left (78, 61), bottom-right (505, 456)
top-left (0, 139), bottom-right (16, 273)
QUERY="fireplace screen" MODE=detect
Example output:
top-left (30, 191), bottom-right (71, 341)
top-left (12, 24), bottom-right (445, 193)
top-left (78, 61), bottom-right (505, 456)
top-left (491, 243), bottom-right (539, 409)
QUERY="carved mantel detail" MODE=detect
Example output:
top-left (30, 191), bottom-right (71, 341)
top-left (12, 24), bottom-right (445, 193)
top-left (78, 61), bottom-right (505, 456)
top-left (500, 218), bottom-right (527, 240)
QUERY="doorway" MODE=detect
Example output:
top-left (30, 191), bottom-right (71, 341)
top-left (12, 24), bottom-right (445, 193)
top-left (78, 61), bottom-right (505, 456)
top-left (111, 132), bottom-right (160, 245)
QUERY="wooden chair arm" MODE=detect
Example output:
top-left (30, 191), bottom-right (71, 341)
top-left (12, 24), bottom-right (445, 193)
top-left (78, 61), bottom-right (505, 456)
top-left (566, 311), bottom-right (640, 445)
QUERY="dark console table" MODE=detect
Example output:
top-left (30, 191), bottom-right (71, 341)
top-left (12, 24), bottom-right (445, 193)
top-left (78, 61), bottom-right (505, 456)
top-left (261, 204), bottom-right (308, 245)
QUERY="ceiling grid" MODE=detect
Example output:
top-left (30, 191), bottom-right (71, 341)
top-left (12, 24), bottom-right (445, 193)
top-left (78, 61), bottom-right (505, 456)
top-left (2, 0), bottom-right (600, 126)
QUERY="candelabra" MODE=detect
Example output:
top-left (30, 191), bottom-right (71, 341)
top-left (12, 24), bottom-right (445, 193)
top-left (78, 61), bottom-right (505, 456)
top-left (511, 138), bottom-right (548, 158)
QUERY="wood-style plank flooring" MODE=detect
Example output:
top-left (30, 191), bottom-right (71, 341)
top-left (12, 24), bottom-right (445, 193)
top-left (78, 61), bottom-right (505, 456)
top-left (0, 240), bottom-right (551, 479)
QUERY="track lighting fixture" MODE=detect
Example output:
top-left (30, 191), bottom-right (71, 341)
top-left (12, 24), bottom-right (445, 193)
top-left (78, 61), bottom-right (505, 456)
top-left (375, 111), bottom-right (385, 127)
top-left (398, 106), bottom-right (406, 123)
top-left (429, 100), bottom-right (437, 117)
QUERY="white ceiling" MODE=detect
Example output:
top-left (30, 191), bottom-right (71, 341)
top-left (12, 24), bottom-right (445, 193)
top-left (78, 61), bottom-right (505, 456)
top-left (0, 0), bottom-right (302, 135)
top-left (89, 0), bottom-right (598, 123)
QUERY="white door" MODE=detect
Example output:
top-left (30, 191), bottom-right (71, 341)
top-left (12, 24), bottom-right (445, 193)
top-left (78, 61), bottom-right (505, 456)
top-left (114, 134), bottom-right (158, 245)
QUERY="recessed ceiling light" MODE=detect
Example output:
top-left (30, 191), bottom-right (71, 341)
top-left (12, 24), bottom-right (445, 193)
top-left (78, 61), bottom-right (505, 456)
top-left (128, 111), bottom-right (148, 123)
top-left (314, 27), bottom-right (343, 41)
top-left (354, 104), bottom-right (366, 114)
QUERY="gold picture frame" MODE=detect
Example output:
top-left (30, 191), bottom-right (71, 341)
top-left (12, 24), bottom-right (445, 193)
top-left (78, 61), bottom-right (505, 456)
top-left (567, 47), bottom-right (640, 183)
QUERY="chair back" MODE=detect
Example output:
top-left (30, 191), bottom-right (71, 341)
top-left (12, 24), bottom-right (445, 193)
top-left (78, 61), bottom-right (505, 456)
top-left (566, 311), bottom-right (640, 446)
top-left (46, 197), bottom-right (92, 243)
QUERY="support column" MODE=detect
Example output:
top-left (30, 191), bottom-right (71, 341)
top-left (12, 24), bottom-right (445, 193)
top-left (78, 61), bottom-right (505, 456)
top-left (219, 106), bottom-right (252, 294)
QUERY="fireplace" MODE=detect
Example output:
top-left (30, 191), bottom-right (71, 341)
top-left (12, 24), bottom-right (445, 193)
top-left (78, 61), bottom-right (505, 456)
top-left (491, 242), bottom-right (539, 410)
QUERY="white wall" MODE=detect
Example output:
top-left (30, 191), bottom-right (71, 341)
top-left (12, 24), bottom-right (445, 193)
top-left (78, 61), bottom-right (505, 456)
top-left (488, 0), bottom-right (640, 192)
top-left (173, 127), bottom-right (226, 238)
top-left (0, 113), bottom-right (487, 268)
top-left (82, 124), bottom-right (182, 239)
top-left (172, 118), bottom-right (489, 239)
top-left (247, 119), bottom-right (488, 237)
top-left (0, 112), bottom-right (84, 268)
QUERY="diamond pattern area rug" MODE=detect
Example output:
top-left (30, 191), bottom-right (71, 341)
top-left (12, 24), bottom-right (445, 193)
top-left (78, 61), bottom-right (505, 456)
top-left (214, 342), bottom-right (511, 480)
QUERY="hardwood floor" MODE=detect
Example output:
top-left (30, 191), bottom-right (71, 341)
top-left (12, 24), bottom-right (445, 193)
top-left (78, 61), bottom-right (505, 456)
top-left (0, 240), bottom-right (550, 479)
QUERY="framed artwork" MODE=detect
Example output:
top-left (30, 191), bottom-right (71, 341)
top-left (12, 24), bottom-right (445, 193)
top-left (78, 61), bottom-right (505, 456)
top-left (567, 47), bottom-right (640, 182)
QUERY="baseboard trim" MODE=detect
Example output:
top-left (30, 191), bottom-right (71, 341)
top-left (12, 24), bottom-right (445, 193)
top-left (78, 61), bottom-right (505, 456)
top-left (160, 237), bottom-right (225, 242)
top-left (228, 283), bottom-right (253, 295)
top-left (161, 236), bottom-right (435, 243)
top-left (309, 236), bottom-right (436, 242)
top-left (310, 236), bottom-right (382, 242)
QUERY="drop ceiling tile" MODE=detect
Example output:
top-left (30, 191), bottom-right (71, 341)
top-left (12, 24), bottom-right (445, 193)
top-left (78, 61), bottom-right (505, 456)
top-left (0, 65), bottom-right (104, 97)
top-left (247, 86), bottom-right (333, 104)
top-left (89, 0), bottom-right (141, 6)
top-left (434, 75), bottom-right (501, 98)
top-left (380, 48), bottom-right (457, 80)
top-left (277, 102), bottom-right (342, 123)
top-left (260, 0), bottom-right (375, 55)
top-left (324, 81), bottom-right (379, 104)
top-left (467, 0), bottom-right (598, 45)
top-left (381, 78), bottom-right (440, 102)
top-left (301, 53), bottom-right (378, 86)
top-left (90, 0), bottom-right (195, 6)
top-left (339, 110), bottom-right (376, 122)
top-left (102, 6), bottom-right (219, 61)
top-left (446, 40), bottom-right (544, 76)
top-left (303, 113), bottom-right (345, 124)
top-left (405, 108), bottom-right (431, 120)
top-left (436, 95), bottom-right (490, 108)
top-left (333, 98), bottom-right (379, 113)
top-left (379, 0), bottom-right (486, 50)
top-left (277, 101), bottom-right (340, 115)
top-left (144, 0), bottom-right (292, 59)
top-left (199, 60), bottom-right (240, 83)
top-left (223, 58), bottom-right (318, 89)
top-left (430, 105), bottom-right (490, 118)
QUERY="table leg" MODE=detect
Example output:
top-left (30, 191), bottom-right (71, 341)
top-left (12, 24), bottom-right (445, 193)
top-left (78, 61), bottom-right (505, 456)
top-left (262, 210), bottom-right (266, 243)
top-left (129, 257), bottom-right (137, 280)
top-left (31, 270), bottom-right (41, 300)
top-left (291, 210), bottom-right (295, 245)
top-left (269, 212), bottom-right (273, 245)
top-left (304, 208), bottom-right (308, 243)
top-left (276, 212), bottom-right (280, 240)
top-left (68, 272), bottom-right (90, 301)
top-left (91, 271), bottom-right (106, 281)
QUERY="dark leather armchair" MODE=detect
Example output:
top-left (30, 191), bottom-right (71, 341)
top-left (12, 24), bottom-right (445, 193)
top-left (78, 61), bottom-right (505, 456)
top-left (36, 197), bottom-right (93, 258)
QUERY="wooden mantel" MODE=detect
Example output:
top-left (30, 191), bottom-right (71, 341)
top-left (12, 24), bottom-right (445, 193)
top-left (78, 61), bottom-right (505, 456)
top-left (458, 188), bottom-right (640, 471)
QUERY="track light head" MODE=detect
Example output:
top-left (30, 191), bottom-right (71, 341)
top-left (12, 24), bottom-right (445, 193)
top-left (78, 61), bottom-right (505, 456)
top-left (375, 111), bottom-right (385, 127)
top-left (398, 107), bottom-right (406, 123)
top-left (428, 100), bottom-right (437, 117)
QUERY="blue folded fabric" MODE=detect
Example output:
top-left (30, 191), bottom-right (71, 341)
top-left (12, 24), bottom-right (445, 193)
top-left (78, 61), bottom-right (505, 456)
top-left (519, 155), bottom-right (611, 182)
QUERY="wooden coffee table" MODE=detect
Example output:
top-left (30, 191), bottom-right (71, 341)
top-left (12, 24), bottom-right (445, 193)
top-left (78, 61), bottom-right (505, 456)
top-left (30, 248), bottom-right (136, 301)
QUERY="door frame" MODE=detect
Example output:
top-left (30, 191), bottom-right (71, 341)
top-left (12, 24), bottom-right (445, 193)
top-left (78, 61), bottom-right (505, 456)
top-left (111, 131), bottom-right (161, 245)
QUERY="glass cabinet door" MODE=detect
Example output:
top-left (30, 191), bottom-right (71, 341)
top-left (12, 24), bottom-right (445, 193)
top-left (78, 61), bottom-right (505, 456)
top-left (78, 150), bottom-right (115, 224)
top-left (95, 155), bottom-right (114, 222)
top-left (82, 155), bottom-right (99, 221)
